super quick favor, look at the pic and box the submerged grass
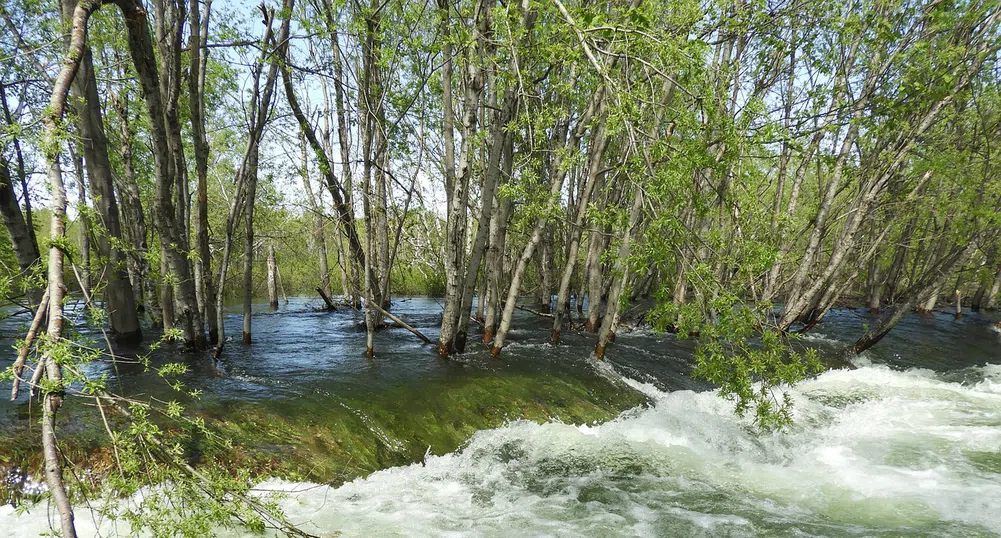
[1,365,647,504]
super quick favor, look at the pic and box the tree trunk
[109,85,157,325]
[111,0,204,348]
[552,115,610,344]
[277,0,374,319]
[866,255,882,314]
[154,0,205,348]
[62,0,142,341]
[36,2,106,534]
[971,285,986,311]
[482,142,513,344]
[300,134,331,296]
[538,225,553,312]
[585,225,608,332]
[189,0,218,343]
[491,88,603,355]
[452,59,520,353]
[0,158,42,308]
[918,287,939,314]
[884,214,918,304]
[267,245,278,310]
[595,186,644,361]
[242,147,258,344]
[213,9,282,350]
[476,275,486,322]
[160,250,175,334]
[984,261,1001,310]
[319,0,360,308]
[438,0,488,355]
[848,242,977,355]
[71,151,91,298]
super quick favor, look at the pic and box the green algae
[208,368,648,484]
[1,363,647,503]
[965,450,1001,475]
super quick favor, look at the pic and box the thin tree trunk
[109,83,157,325]
[242,148,258,343]
[884,214,918,304]
[969,247,995,311]
[36,1,104,534]
[452,55,522,352]
[213,9,281,350]
[277,0,374,317]
[538,225,553,312]
[189,0,217,343]
[161,251,175,334]
[154,0,205,348]
[476,276,486,322]
[300,133,331,296]
[0,90,42,309]
[595,186,644,361]
[319,0,360,308]
[552,115,610,344]
[585,225,608,332]
[267,245,278,310]
[848,242,977,355]
[985,261,1001,310]
[71,151,91,298]
[482,143,513,344]
[919,287,940,314]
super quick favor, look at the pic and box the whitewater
[4,361,1001,537]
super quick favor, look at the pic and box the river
[2,297,1000,536]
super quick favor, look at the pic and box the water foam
[6,364,1001,537]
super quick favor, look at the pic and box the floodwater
[2,297,1000,537]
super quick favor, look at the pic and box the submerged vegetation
[1,0,1001,534]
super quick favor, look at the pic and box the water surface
[1,297,1000,536]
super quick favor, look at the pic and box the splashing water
[7,362,1000,537]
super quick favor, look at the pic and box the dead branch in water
[316,287,338,311]
[515,304,554,318]
[366,300,433,345]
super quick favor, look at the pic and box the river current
[2,298,1001,536]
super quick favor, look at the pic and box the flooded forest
[2,0,1001,536]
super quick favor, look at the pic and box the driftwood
[316,287,337,311]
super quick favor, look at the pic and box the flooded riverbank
[2,297,1000,536]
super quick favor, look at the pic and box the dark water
[2,297,1001,537]
[3,297,997,408]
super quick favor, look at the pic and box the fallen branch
[515,304,554,318]
[316,287,337,311]
[367,300,432,345]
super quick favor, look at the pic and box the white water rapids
[5,362,1001,537]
